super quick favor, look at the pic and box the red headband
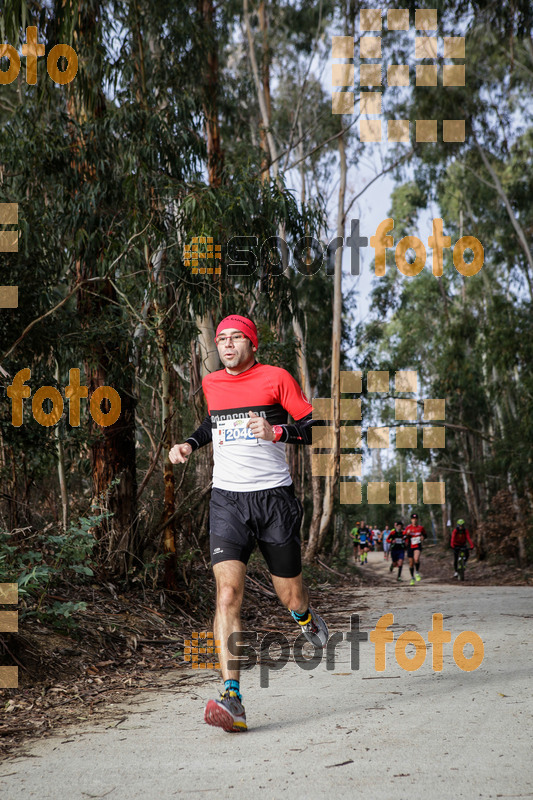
[216,315,258,348]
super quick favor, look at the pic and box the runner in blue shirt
[382,524,391,561]
[357,520,372,565]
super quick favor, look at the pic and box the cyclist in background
[451,519,474,578]
[389,521,405,581]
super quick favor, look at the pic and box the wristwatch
[272,425,284,443]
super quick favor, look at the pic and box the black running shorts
[209,484,303,578]
[407,546,422,558]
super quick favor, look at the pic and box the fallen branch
[317,558,346,578]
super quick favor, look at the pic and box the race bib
[216,417,259,446]
[411,535,421,546]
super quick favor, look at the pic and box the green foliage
[0,512,110,629]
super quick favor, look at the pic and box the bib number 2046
[217,419,258,445]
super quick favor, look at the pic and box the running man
[451,519,474,577]
[403,512,427,585]
[373,525,382,552]
[357,520,372,564]
[388,521,405,581]
[169,315,327,733]
[382,524,391,560]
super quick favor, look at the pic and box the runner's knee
[216,583,243,614]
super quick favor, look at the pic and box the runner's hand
[169,443,193,464]
[247,410,275,441]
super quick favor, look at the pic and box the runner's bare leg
[213,561,246,682]
[270,573,309,614]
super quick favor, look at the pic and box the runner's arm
[276,412,324,445]
[185,414,213,451]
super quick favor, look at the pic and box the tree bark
[258,0,271,182]
[62,0,139,577]
[314,123,346,556]
[243,0,279,181]
[158,328,178,590]
[200,0,224,187]
[55,360,68,531]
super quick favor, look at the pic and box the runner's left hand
[247,410,275,441]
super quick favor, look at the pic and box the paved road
[1,553,531,799]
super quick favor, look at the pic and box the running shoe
[453,571,458,578]
[410,578,415,586]
[291,607,328,648]
[415,573,421,582]
[397,576,403,582]
[204,690,247,732]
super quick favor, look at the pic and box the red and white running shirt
[403,524,427,549]
[201,362,312,491]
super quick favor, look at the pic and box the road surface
[1,552,531,799]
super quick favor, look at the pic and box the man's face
[411,517,417,524]
[215,328,256,370]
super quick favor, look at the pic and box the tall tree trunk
[200,0,223,187]
[293,314,324,562]
[88,356,137,576]
[314,123,346,556]
[196,313,220,376]
[258,0,271,181]
[55,360,68,531]
[244,0,279,181]
[69,0,138,578]
[158,323,178,590]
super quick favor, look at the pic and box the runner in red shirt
[451,519,474,577]
[403,513,427,585]
[169,315,327,733]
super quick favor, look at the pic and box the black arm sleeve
[278,412,325,445]
[185,414,213,451]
